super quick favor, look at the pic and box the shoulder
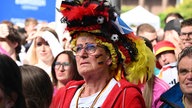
[161,83,182,99]
[160,83,184,107]
[50,80,85,108]
[102,79,145,108]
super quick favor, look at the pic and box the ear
[106,56,112,66]
[13,42,18,49]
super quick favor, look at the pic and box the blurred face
[54,53,74,85]
[157,51,177,66]
[35,37,54,63]
[74,36,111,77]
[178,56,192,95]
[141,32,157,47]
[0,38,16,56]
[180,26,192,49]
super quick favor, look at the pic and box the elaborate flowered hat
[60,0,155,84]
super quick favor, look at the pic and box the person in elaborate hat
[51,0,155,107]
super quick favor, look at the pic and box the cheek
[178,75,185,82]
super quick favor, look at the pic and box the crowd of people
[0,0,192,108]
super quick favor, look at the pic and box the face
[141,32,157,47]
[75,36,112,77]
[54,53,74,85]
[157,51,177,66]
[180,26,192,49]
[0,38,17,56]
[178,56,192,95]
[35,37,54,63]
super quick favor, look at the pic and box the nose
[186,72,192,80]
[40,44,46,50]
[58,64,65,71]
[77,48,88,58]
[160,54,166,61]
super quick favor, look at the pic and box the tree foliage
[159,0,192,28]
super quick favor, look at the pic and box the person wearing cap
[164,12,184,24]
[50,0,157,108]
[179,18,192,49]
[154,41,178,87]
[160,46,192,108]
[163,19,183,59]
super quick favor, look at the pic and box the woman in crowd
[0,54,26,108]
[20,65,53,108]
[24,26,63,79]
[51,50,83,95]
[0,23,22,65]
[51,0,155,107]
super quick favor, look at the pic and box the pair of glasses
[54,62,71,70]
[72,43,100,55]
[180,32,192,38]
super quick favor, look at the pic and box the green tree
[159,0,192,28]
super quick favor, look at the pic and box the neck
[38,59,53,67]
[56,81,66,89]
[81,76,111,97]
[10,53,17,61]
[184,94,192,108]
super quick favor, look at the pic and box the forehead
[57,53,69,61]
[35,37,45,42]
[181,26,192,32]
[141,32,157,40]
[76,35,96,44]
[178,56,192,68]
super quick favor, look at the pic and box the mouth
[186,82,192,87]
[80,61,89,65]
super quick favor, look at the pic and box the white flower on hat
[97,16,104,24]
[111,34,119,42]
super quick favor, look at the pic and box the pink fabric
[152,76,170,108]
[0,46,9,56]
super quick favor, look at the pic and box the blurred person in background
[0,23,22,65]
[163,19,182,59]
[136,23,158,47]
[140,37,170,108]
[24,26,63,79]
[20,65,53,108]
[164,12,184,24]
[179,18,192,49]
[0,54,26,108]
[23,18,38,52]
[154,41,178,87]
[136,24,160,75]
[51,50,83,96]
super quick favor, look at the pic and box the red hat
[154,41,175,56]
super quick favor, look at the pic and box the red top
[50,79,146,108]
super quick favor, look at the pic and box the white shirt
[70,78,117,108]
